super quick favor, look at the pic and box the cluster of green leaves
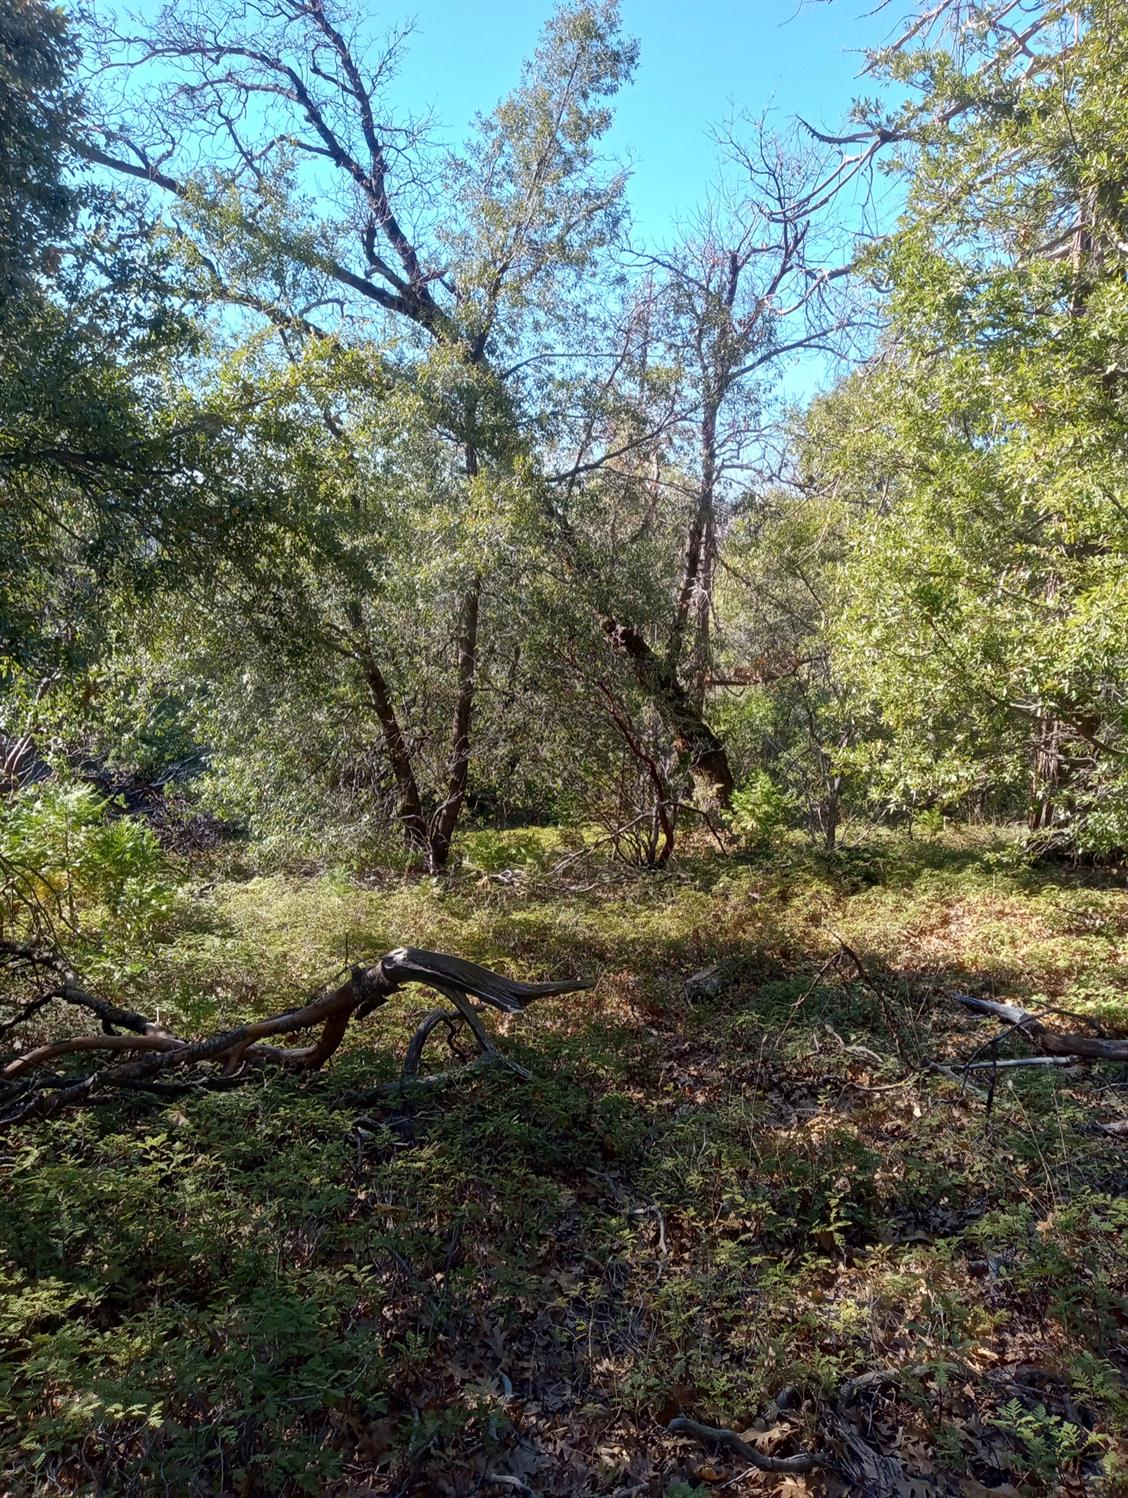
[789,3,1128,850]
[27,0,662,861]
[0,782,179,958]
[0,0,76,303]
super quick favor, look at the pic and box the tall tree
[0,0,215,781]
[80,0,638,865]
[545,123,854,815]
[805,0,1128,848]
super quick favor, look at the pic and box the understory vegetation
[2,830,1127,1494]
[3,0,1128,1492]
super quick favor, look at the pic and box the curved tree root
[403,1007,477,1076]
[348,1004,532,1104]
[666,1415,829,1475]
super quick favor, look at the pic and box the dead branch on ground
[953,992,1128,1062]
[666,1415,829,1475]
[0,941,590,1127]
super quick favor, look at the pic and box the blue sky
[384,0,900,248]
[108,0,905,397]
[375,0,904,395]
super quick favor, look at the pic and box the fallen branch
[0,944,591,1127]
[953,992,1128,1062]
[666,1415,829,1475]
[838,1363,935,1402]
[352,1002,532,1100]
[961,1055,1079,1071]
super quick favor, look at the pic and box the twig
[548,815,652,876]
[627,1202,669,1267]
[835,937,913,1058]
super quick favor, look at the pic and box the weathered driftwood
[0,942,591,1126]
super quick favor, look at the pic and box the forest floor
[1,828,1126,1497]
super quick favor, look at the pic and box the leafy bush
[0,782,179,949]
[912,807,946,840]
[729,770,796,845]
[459,825,570,873]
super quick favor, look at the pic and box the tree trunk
[820,776,840,852]
[1028,715,1065,833]
[600,616,734,808]
[670,399,719,711]
[353,637,430,856]
[425,436,485,870]
[689,521,716,712]
[429,575,481,871]
[349,419,483,871]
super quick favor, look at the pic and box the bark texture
[601,617,734,807]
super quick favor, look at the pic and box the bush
[0,781,179,950]
[729,770,796,846]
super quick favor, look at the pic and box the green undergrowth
[1,829,1126,1495]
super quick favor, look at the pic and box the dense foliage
[2,3,1127,1493]
[3,0,1124,866]
[795,0,1128,852]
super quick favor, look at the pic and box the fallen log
[0,942,591,1127]
[953,992,1128,1062]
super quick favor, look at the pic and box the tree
[714,483,858,852]
[78,0,640,867]
[0,0,76,304]
[806,0,1128,849]
[526,117,857,834]
[0,0,216,782]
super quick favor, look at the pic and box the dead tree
[655,129,851,717]
[552,123,857,812]
[0,940,591,1127]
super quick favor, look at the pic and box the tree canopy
[4,0,1128,860]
